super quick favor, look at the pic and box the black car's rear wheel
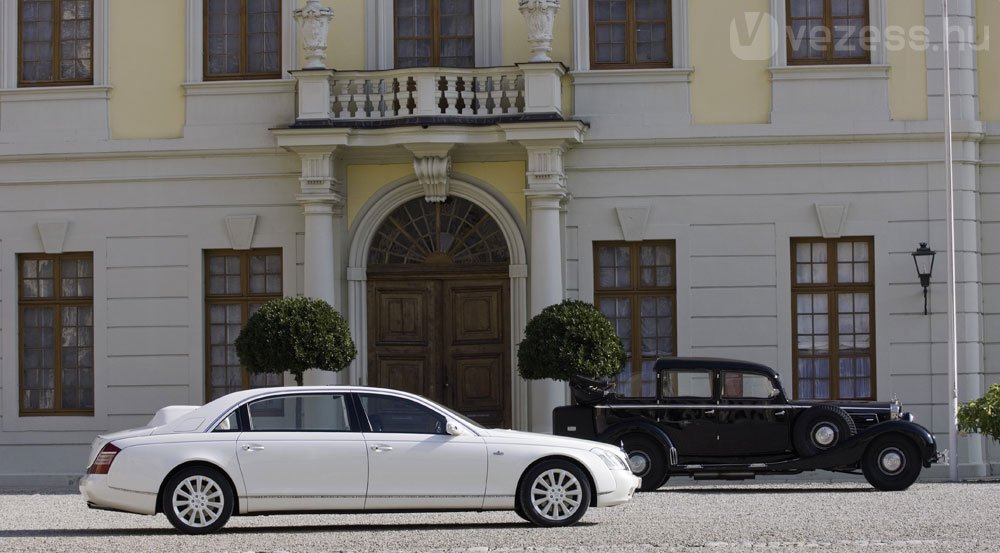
[622,435,668,492]
[792,404,857,457]
[862,435,922,491]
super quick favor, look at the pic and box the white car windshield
[418,397,487,430]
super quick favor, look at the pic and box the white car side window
[359,394,445,434]
[247,394,353,432]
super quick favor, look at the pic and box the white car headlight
[591,447,630,471]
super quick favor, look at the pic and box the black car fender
[854,420,938,466]
[785,420,938,471]
[598,421,676,466]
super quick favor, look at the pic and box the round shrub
[235,296,356,386]
[517,299,625,382]
[958,383,1000,442]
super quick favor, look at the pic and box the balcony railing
[291,63,565,127]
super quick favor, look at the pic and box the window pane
[248,394,352,431]
[359,393,445,434]
[662,369,712,398]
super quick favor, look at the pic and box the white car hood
[480,428,622,453]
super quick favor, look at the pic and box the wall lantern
[911,242,936,315]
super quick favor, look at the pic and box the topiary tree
[235,296,356,386]
[958,383,1000,442]
[517,299,626,382]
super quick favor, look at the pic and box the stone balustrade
[290,63,566,127]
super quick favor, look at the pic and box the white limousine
[80,386,640,534]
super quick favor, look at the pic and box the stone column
[523,142,569,433]
[518,0,561,62]
[295,148,346,386]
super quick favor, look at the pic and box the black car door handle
[704,409,716,416]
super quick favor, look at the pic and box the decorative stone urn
[518,0,560,62]
[294,0,334,69]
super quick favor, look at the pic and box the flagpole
[941,0,959,482]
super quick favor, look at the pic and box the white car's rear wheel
[517,460,591,527]
[162,466,233,534]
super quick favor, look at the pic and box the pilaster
[522,141,570,433]
[294,148,346,386]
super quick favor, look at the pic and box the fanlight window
[368,197,509,266]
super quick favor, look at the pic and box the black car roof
[652,357,779,377]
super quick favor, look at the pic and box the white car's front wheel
[517,460,591,527]
[162,466,234,534]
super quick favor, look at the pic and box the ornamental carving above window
[368,197,510,266]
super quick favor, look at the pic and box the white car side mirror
[445,421,465,436]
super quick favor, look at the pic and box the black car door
[656,368,720,458]
[714,370,794,458]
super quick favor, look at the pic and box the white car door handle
[242,444,265,452]
[370,444,393,452]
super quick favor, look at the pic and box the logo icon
[730,11,779,61]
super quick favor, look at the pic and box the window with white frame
[366,0,500,70]
[0,0,107,88]
[770,0,885,66]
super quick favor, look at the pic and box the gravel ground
[0,481,997,553]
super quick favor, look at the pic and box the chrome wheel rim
[530,468,583,521]
[171,475,225,528]
[878,447,905,475]
[628,452,650,476]
[811,423,838,448]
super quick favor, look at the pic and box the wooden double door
[367,274,511,428]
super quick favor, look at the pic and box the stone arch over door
[347,178,529,429]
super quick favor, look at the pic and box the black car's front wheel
[862,435,922,491]
[517,459,591,527]
[622,435,668,492]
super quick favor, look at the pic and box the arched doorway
[366,196,512,427]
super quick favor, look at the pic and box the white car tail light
[87,443,121,475]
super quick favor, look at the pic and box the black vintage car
[553,357,939,492]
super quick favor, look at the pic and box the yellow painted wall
[502,1,573,66]
[323,0,366,70]
[453,161,527,224]
[109,0,185,139]
[346,162,526,228]
[887,0,928,121]
[347,164,414,227]
[980,0,1000,121]
[689,0,771,124]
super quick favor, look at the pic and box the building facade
[0,0,998,485]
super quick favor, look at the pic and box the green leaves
[958,383,1000,442]
[516,299,626,382]
[235,297,357,386]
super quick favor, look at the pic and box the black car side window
[722,371,779,400]
[661,369,713,399]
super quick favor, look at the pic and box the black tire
[862,435,922,491]
[517,459,591,527]
[513,497,530,522]
[621,435,668,492]
[161,466,234,534]
[792,404,857,457]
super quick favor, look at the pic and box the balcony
[290,63,567,129]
